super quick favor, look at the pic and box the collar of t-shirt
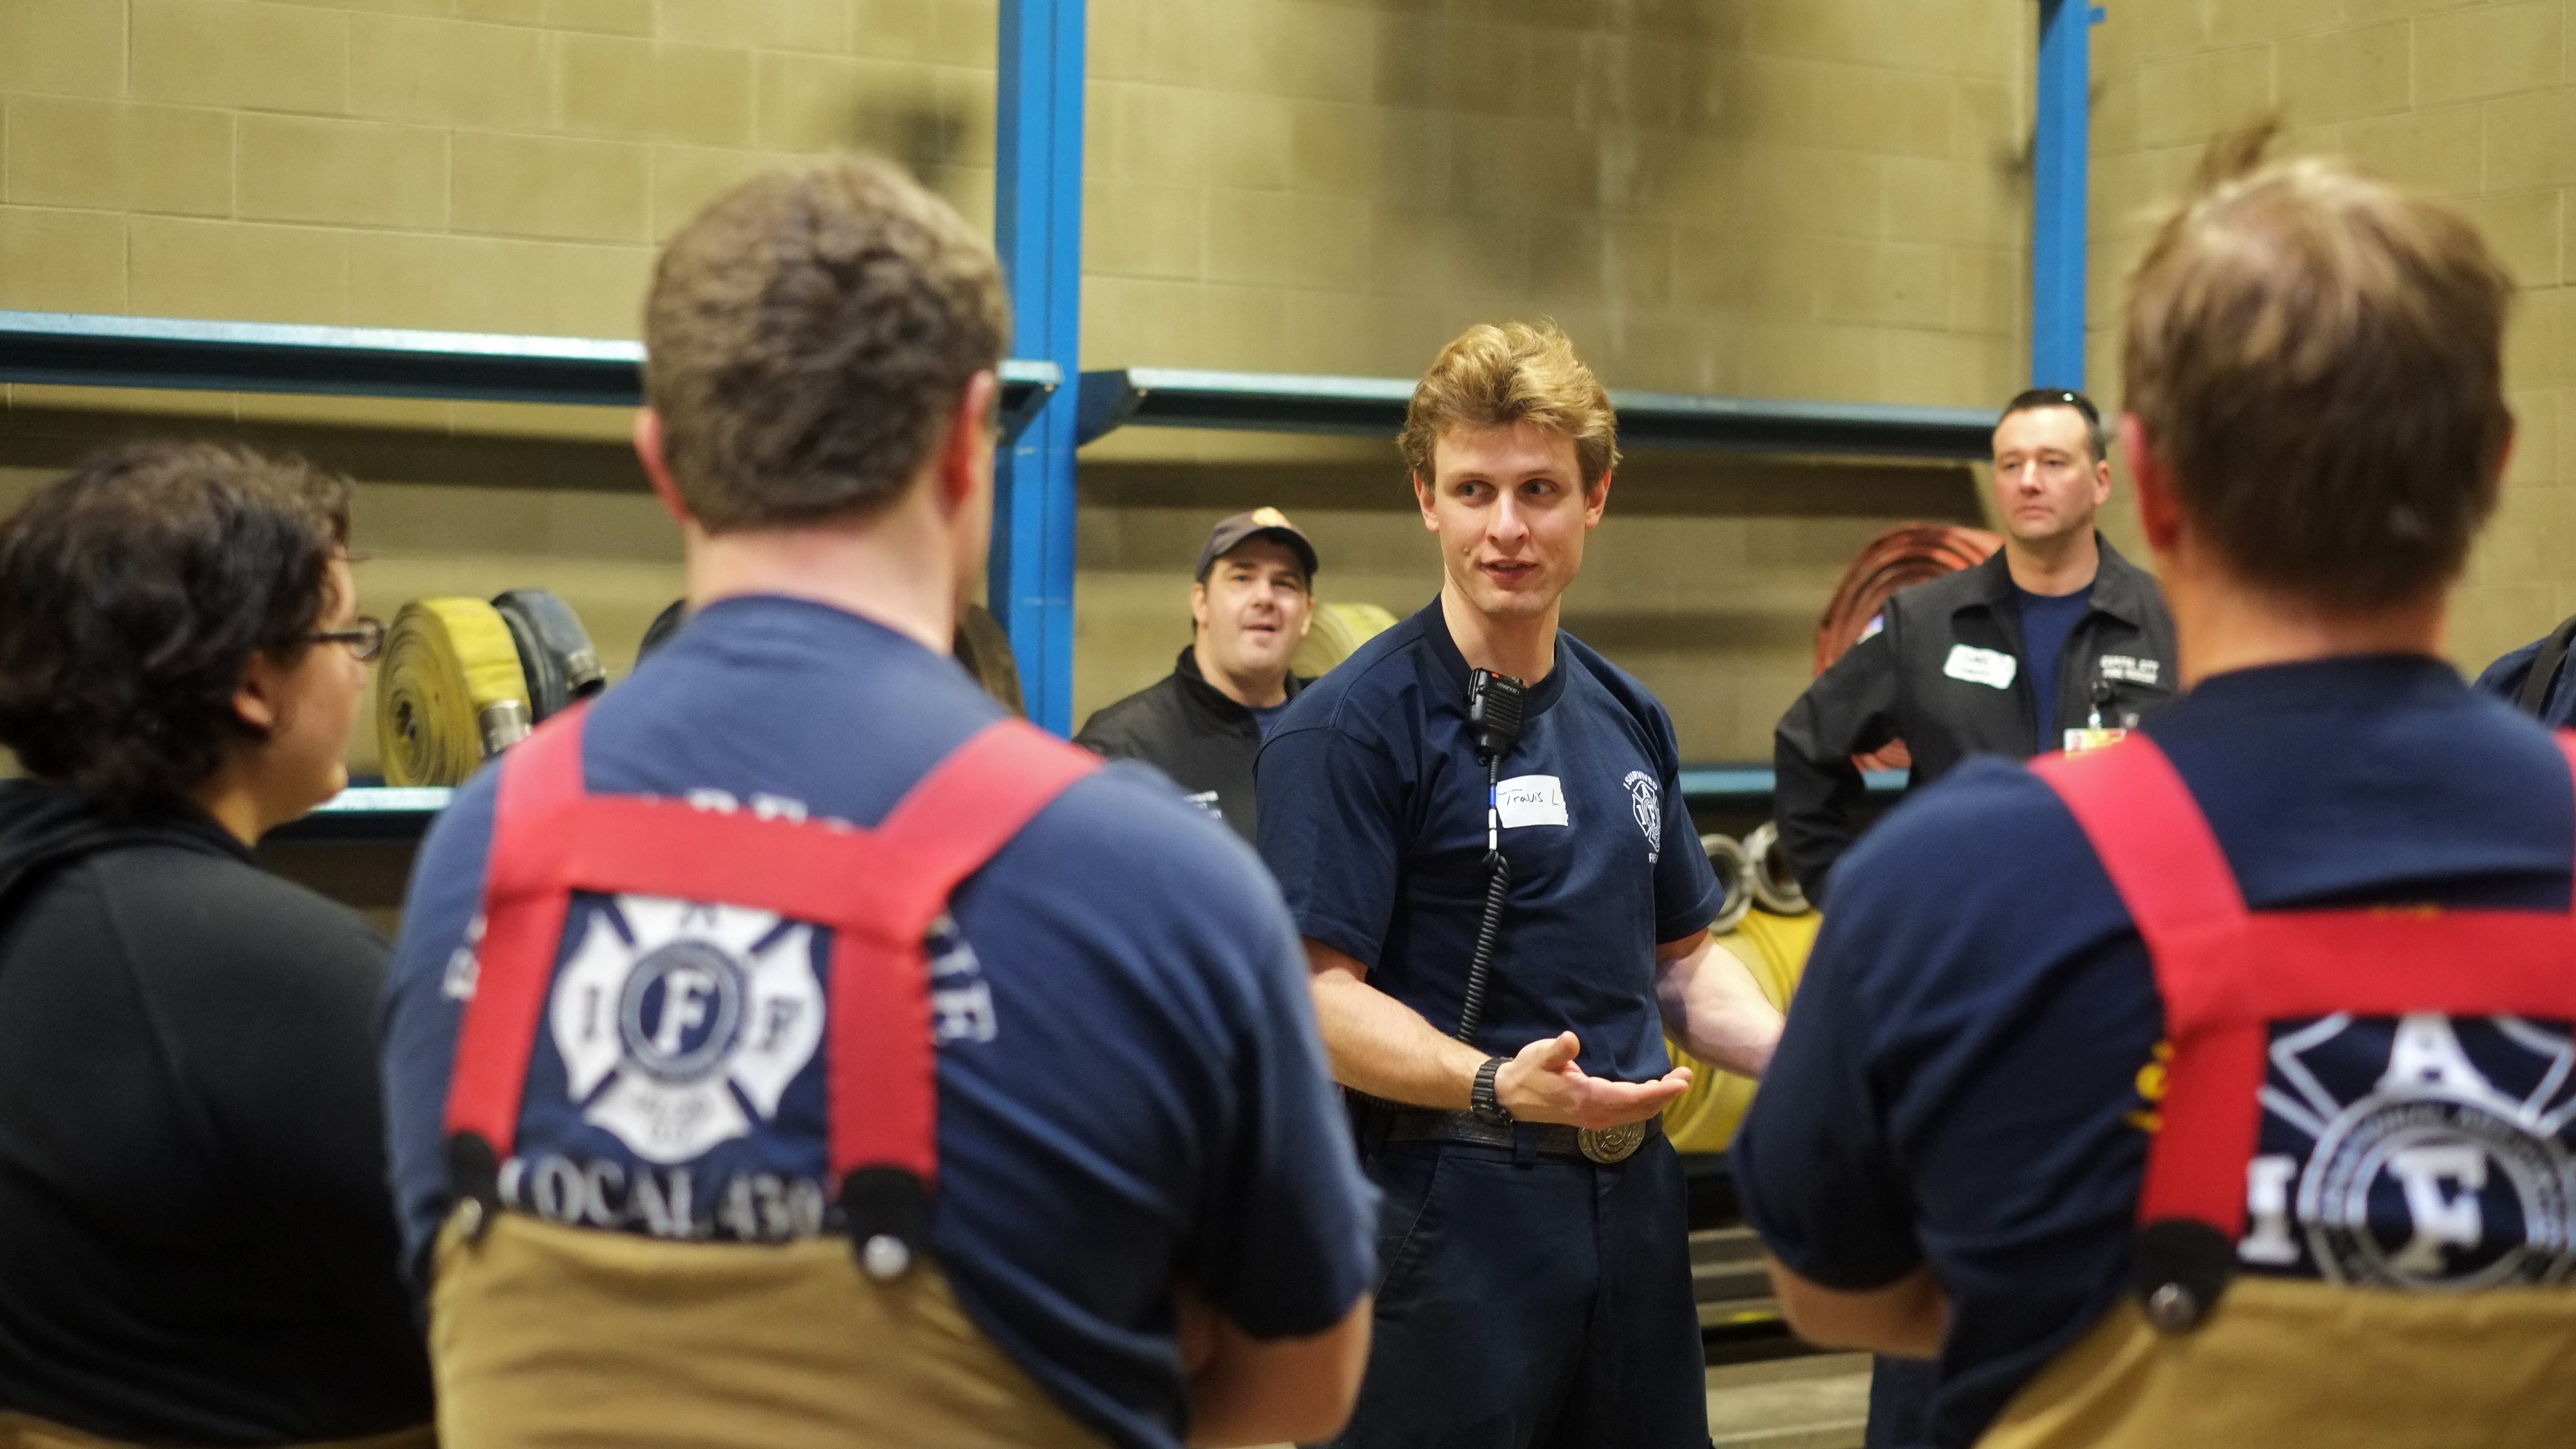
[1418,596,1570,719]
[2013,581,2093,735]
[1251,700,1291,738]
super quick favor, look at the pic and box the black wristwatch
[1471,1056,1511,1125]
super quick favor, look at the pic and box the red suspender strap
[2031,738,2265,1234]
[442,709,1099,1230]
[827,720,1099,1184]
[443,706,594,1161]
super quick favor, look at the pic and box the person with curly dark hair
[0,441,433,1448]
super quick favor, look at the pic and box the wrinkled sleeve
[1650,707,1721,943]
[1255,721,1407,970]
[1772,628,1901,907]
[1730,903,1923,1291]
[1187,877,1377,1338]
[379,773,502,1292]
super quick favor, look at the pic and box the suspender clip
[2131,1219,2234,1333]
[842,1165,930,1283]
[446,1131,503,1244]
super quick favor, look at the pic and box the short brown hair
[1400,322,1619,487]
[2122,135,2515,608]
[1998,388,2104,464]
[0,441,350,812]
[645,155,1010,532]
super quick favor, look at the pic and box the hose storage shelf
[274,765,1908,844]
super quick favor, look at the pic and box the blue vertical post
[993,0,1086,735]
[2032,1,2098,389]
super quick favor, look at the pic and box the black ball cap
[1194,508,1319,583]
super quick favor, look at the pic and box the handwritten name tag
[1943,644,2018,690]
[1495,774,1570,829]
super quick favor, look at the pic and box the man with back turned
[1738,141,2576,1448]
[381,155,1374,1449]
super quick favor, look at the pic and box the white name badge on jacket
[1496,774,1570,829]
[1942,644,2018,690]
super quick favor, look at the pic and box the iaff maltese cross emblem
[548,894,824,1164]
[2247,1011,2576,1288]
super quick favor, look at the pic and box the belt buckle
[1576,1121,1645,1164]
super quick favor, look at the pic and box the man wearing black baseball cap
[1078,508,1318,842]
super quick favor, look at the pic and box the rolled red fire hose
[1813,523,2001,771]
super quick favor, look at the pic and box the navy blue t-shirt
[2474,629,2576,726]
[1256,599,1720,1080]
[1252,700,1290,739]
[2014,582,2091,737]
[381,596,1374,1449]
[1734,656,2576,1448]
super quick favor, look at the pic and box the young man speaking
[1258,321,1783,1448]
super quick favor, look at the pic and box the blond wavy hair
[1399,322,1619,487]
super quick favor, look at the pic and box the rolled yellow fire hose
[1661,906,1822,1154]
[1292,601,1399,678]
[378,598,534,787]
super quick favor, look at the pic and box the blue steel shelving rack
[2033,0,2103,391]
[0,3,2092,833]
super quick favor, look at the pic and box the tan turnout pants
[430,1211,1114,1449]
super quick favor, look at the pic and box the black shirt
[0,782,432,1445]
[1256,600,1720,1080]
[1076,646,1307,843]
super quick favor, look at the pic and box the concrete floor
[1707,1354,1872,1449]
[1245,1353,1871,1449]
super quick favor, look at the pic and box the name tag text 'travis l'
[1495,774,1570,829]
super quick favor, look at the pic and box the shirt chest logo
[2100,654,2162,686]
[1495,774,1568,829]
[1943,643,2018,689]
[1623,770,1663,865]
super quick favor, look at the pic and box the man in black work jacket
[1774,389,2177,913]
[1772,388,2175,1449]
[1077,508,1318,842]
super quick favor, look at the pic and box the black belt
[1383,1108,1662,1164]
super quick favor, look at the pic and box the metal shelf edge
[1077,366,1996,458]
[0,310,1061,442]
[276,765,1891,843]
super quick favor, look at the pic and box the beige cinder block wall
[0,0,2036,769]
[2089,1,2576,681]
[1077,0,2037,757]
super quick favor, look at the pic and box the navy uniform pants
[1865,1355,1935,1448]
[1318,1134,1711,1449]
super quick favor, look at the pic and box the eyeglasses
[309,616,387,663]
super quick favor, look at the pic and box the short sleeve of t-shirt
[1729,904,1925,1290]
[1647,708,1722,944]
[1175,858,1377,1336]
[1256,719,1409,970]
[379,770,499,1281]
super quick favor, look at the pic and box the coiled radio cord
[1453,669,1528,1044]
